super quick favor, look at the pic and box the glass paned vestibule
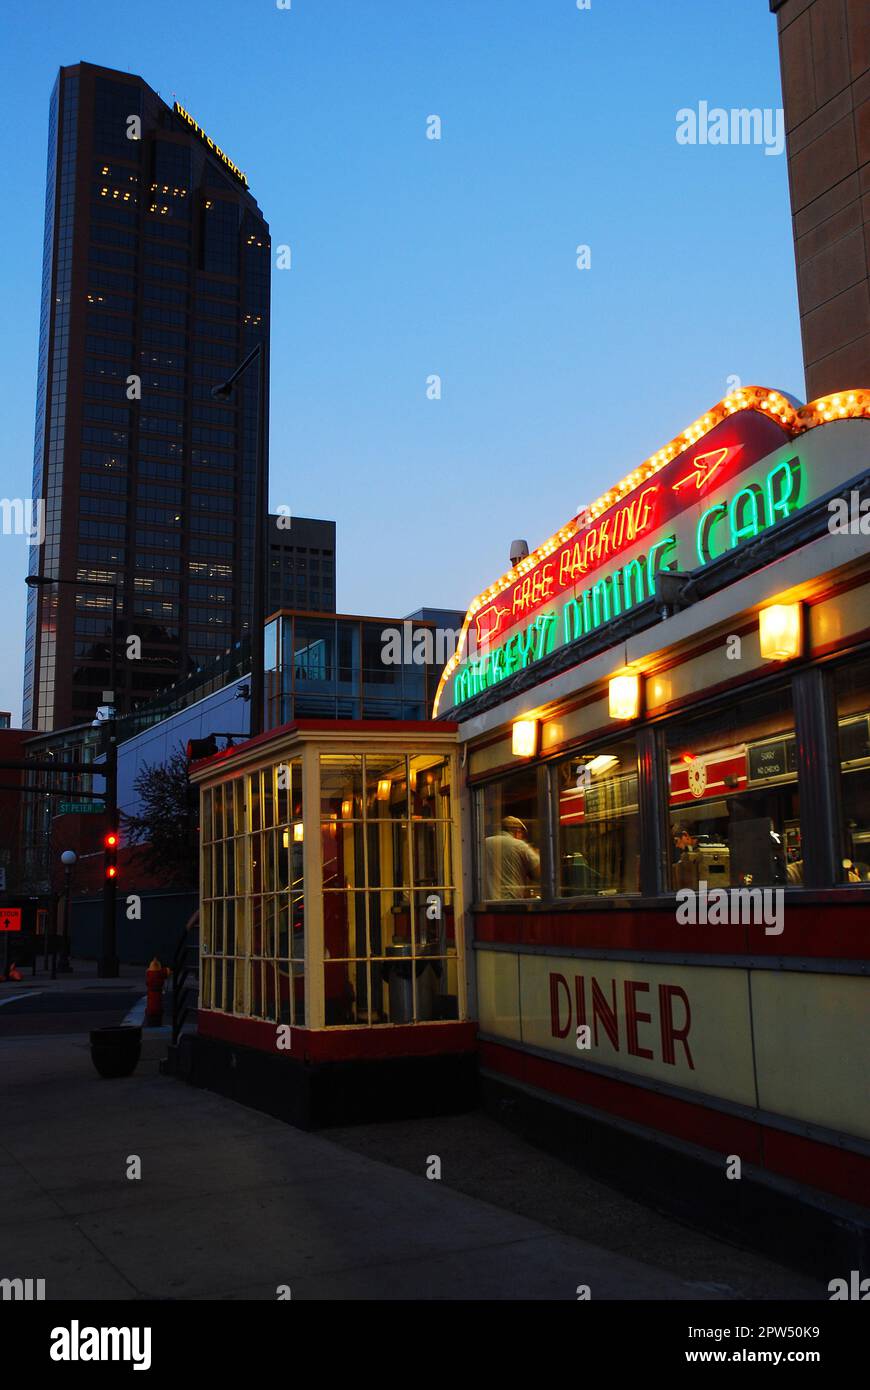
[195,726,465,1029]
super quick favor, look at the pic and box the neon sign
[672,444,743,493]
[457,536,679,705]
[436,386,870,716]
[453,458,807,707]
[697,457,802,565]
[173,102,249,188]
[477,485,661,647]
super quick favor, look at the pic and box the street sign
[0,908,22,933]
[57,800,103,815]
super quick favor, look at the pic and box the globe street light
[58,848,78,976]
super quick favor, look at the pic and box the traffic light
[186,734,218,763]
[104,829,119,881]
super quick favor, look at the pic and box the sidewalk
[0,1030,727,1301]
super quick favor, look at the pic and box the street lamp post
[25,573,119,716]
[25,573,121,977]
[211,341,268,737]
[58,848,77,975]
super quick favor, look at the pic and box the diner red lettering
[546,971,694,1068]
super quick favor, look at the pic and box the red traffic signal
[104,828,119,880]
[186,735,218,763]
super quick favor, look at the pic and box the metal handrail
[171,915,200,1046]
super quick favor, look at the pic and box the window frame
[469,661,870,910]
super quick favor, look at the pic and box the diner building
[180,385,868,1240]
[436,383,870,1221]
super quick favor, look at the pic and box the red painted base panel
[479,1039,869,1209]
[474,904,870,960]
[197,1009,477,1062]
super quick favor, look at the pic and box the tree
[123,747,198,888]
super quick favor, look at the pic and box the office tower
[266,515,337,615]
[24,62,270,731]
[771,0,870,398]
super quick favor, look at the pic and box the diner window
[320,753,458,1026]
[554,738,640,896]
[199,761,305,1025]
[476,767,542,902]
[835,659,870,884]
[665,685,801,889]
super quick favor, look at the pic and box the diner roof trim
[433,388,870,717]
[188,717,459,782]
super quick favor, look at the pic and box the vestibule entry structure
[186,721,475,1124]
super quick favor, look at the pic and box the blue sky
[0,0,803,724]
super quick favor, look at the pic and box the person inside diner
[485,816,541,900]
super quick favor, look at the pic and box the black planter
[89,1025,142,1079]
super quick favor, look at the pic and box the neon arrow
[672,444,743,493]
[475,604,510,646]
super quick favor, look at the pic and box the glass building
[24,62,270,731]
[264,610,464,726]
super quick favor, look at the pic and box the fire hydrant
[145,957,170,1026]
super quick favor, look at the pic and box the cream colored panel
[469,737,513,777]
[543,695,610,753]
[646,630,765,714]
[810,581,870,655]
[751,970,870,1141]
[476,949,522,1041]
[518,954,757,1108]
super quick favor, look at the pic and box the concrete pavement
[0,1029,731,1301]
[0,959,149,994]
[0,960,155,1039]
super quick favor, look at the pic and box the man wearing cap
[485,816,541,899]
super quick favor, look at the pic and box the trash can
[89,1025,142,1079]
[382,943,439,1023]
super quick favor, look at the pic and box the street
[0,967,822,1301]
[0,985,143,1036]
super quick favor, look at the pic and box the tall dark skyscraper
[24,62,270,731]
